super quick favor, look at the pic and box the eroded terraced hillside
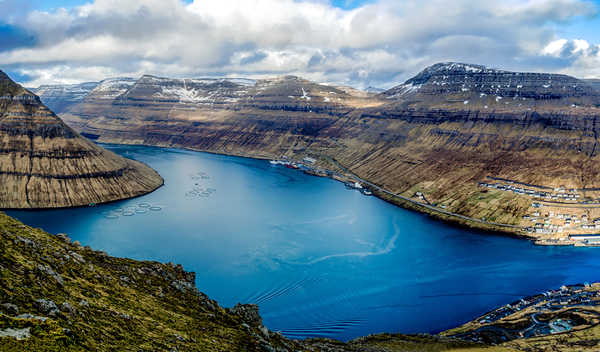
[0,71,163,209]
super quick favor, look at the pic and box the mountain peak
[405,62,503,86]
[426,62,490,73]
[0,70,28,96]
[381,61,595,101]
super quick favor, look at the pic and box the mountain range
[7,63,600,350]
[32,62,600,237]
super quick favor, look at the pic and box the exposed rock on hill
[0,70,163,209]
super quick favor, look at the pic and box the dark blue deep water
[7,145,600,341]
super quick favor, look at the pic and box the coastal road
[325,157,524,232]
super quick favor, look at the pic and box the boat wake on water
[285,221,401,265]
[276,317,366,339]
[243,276,325,305]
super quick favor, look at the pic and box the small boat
[362,190,373,196]
[345,182,364,190]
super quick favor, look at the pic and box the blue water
[7,145,600,341]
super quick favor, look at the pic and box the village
[477,177,600,246]
[478,178,590,204]
[451,283,600,344]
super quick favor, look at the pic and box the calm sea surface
[7,144,600,341]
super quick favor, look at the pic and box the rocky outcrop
[0,70,163,209]
[228,303,263,327]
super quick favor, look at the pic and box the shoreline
[4,143,600,349]
[98,141,584,247]
[0,165,165,212]
[11,139,586,247]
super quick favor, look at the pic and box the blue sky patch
[30,0,370,11]
[0,24,36,52]
[3,68,32,84]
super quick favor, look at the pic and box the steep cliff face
[61,75,379,158]
[55,64,600,235]
[352,63,600,192]
[0,71,163,209]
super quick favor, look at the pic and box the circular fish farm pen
[186,188,217,199]
[98,202,163,220]
[186,171,216,199]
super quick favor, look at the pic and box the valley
[4,62,600,350]
[6,0,600,350]
[39,62,600,245]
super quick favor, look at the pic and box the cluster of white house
[477,284,598,326]
[569,233,600,241]
[524,211,600,235]
[478,182,582,201]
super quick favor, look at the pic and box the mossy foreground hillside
[3,211,598,351]
[0,212,296,351]
[0,212,494,351]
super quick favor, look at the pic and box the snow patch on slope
[91,78,136,99]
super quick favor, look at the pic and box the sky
[1,0,600,89]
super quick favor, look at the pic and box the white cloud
[2,0,598,88]
[541,38,600,78]
[543,39,569,55]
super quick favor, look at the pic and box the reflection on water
[8,144,600,341]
